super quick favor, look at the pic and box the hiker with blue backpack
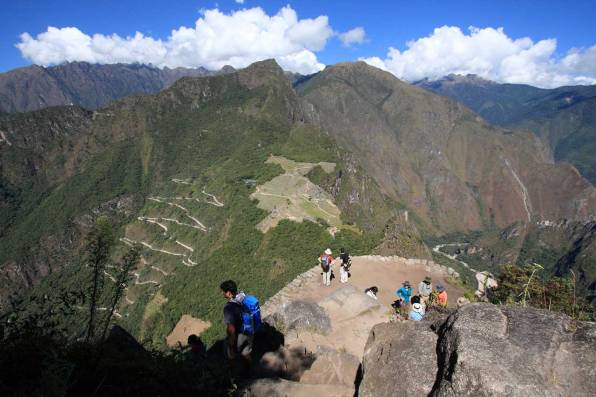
[220,279,262,376]
[318,248,334,286]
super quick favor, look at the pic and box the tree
[85,216,115,342]
[99,247,140,342]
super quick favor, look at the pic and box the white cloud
[361,26,596,88]
[339,27,366,47]
[16,6,336,74]
[235,0,245,4]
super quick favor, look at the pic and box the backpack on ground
[321,255,330,272]
[239,294,262,335]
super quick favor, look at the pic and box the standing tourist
[318,248,334,286]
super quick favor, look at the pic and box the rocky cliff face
[360,303,596,396]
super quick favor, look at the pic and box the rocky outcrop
[433,304,595,396]
[265,300,332,336]
[360,321,439,397]
[359,303,596,396]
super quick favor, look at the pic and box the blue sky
[2,0,595,87]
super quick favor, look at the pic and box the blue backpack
[239,294,262,335]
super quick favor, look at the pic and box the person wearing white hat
[409,302,424,321]
[318,248,334,286]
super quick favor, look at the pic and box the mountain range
[0,60,594,343]
[416,74,596,184]
[0,62,236,113]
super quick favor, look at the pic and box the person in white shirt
[339,248,350,283]
[365,286,379,300]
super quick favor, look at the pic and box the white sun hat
[324,248,332,255]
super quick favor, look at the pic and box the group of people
[317,247,449,322]
[215,249,451,376]
[393,276,448,321]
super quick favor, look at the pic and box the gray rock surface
[358,303,596,397]
[265,300,332,335]
[318,284,381,321]
[433,303,596,397]
[359,321,439,397]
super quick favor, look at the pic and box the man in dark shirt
[339,248,350,283]
[220,279,252,375]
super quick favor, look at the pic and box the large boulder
[359,321,439,397]
[318,284,381,321]
[358,304,596,397]
[433,303,596,396]
[265,300,332,336]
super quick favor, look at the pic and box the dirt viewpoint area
[251,155,344,232]
[261,255,464,358]
[166,315,212,347]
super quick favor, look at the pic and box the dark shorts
[226,333,253,359]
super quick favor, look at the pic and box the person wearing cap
[409,302,424,321]
[436,284,448,307]
[318,248,334,286]
[418,276,433,305]
[396,281,413,306]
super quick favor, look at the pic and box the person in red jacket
[436,284,448,307]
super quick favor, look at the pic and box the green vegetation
[490,263,594,321]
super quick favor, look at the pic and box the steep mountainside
[0,60,399,343]
[297,62,595,233]
[0,62,232,113]
[416,75,596,183]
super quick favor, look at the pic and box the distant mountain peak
[219,65,236,74]
[420,73,496,87]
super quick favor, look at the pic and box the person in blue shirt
[409,302,424,321]
[396,280,413,305]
